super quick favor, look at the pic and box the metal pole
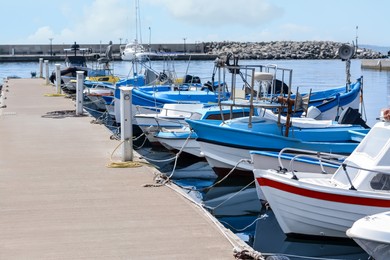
[148,27,151,52]
[120,87,133,161]
[76,71,84,115]
[49,38,53,56]
[44,60,49,85]
[55,64,61,94]
[39,58,43,78]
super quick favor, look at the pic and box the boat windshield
[355,126,390,165]
[370,173,390,191]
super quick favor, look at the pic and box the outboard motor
[338,107,370,128]
[183,75,201,84]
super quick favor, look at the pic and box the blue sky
[1,0,389,47]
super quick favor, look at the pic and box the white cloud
[27,26,55,43]
[27,0,130,44]
[144,0,283,27]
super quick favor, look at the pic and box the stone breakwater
[203,41,386,60]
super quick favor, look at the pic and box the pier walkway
[0,78,248,259]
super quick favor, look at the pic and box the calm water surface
[2,59,389,126]
[2,59,389,259]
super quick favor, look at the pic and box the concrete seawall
[0,53,218,62]
[361,59,390,70]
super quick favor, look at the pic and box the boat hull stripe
[257,177,390,207]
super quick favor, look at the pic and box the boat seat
[161,127,190,133]
[98,57,110,64]
[254,72,274,82]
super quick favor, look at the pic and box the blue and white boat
[154,106,255,155]
[109,77,230,124]
[289,77,363,120]
[184,54,369,180]
[186,111,369,179]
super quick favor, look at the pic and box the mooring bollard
[39,58,43,78]
[44,60,49,85]
[55,64,61,94]
[76,71,84,115]
[120,87,133,161]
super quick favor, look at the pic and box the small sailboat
[120,0,154,61]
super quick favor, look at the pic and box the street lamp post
[148,27,151,52]
[49,38,53,56]
[355,25,359,49]
[183,37,187,54]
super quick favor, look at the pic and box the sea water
[2,59,390,259]
[2,59,389,126]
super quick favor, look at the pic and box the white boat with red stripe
[252,109,390,239]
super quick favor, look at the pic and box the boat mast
[135,0,142,44]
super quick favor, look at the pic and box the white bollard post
[120,87,133,161]
[76,71,84,115]
[44,60,49,85]
[39,58,43,78]
[0,87,5,109]
[55,64,61,94]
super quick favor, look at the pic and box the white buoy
[120,87,133,161]
[76,71,84,115]
[39,58,43,78]
[55,64,61,94]
[44,60,49,85]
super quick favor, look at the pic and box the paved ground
[0,78,248,259]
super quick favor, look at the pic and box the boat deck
[0,78,244,259]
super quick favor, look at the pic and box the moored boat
[154,106,255,154]
[186,50,369,180]
[347,211,390,260]
[186,110,369,180]
[253,109,390,239]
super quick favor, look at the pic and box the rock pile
[203,41,386,59]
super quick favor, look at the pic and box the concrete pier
[0,79,249,259]
[361,59,390,70]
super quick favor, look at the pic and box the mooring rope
[140,131,193,187]
[106,139,151,168]
[43,93,67,97]
[204,180,255,212]
[219,214,268,233]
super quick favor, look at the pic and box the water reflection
[158,160,368,259]
[253,210,368,260]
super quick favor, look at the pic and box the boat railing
[134,104,202,117]
[284,148,390,191]
[153,117,189,130]
[214,54,294,128]
[277,147,346,175]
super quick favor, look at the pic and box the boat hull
[187,117,367,179]
[155,133,202,157]
[254,170,390,238]
[347,211,390,260]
